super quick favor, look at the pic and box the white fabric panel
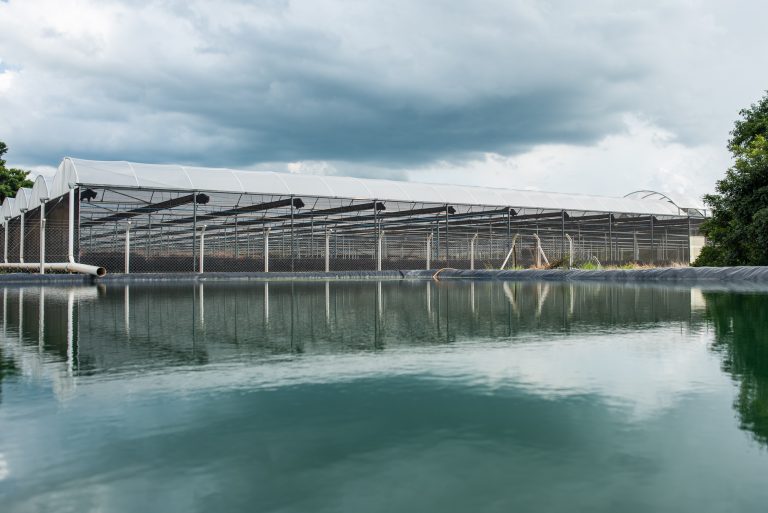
[234,171,291,196]
[1,198,16,219]
[360,179,414,203]
[277,174,336,197]
[320,176,374,199]
[177,166,245,192]
[463,187,508,207]
[31,175,53,207]
[132,163,193,189]
[38,157,692,217]
[14,188,32,212]
[68,159,138,189]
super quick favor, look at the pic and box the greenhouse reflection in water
[1,281,768,513]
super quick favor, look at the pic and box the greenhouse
[0,158,707,274]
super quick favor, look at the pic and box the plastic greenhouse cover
[1,157,690,218]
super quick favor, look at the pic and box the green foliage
[0,141,33,202]
[705,291,768,446]
[694,93,768,266]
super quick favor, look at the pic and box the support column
[3,220,8,263]
[324,229,330,272]
[561,210,566,260]
[124,222,131,274]
[39,200,47,274]
[650,216,655,264]
[608,213,613,263]
[19,211,25,263]
[377,230,384,271]
[470,233,478,270]
[68,188,76,263]
[290,195,295,272]
[426,234,432,270]
[633,231,639,261]
[444,205,450,266]
[199,225,207,273]
[192,192,198,272]
[40,219,46,274]
[264,227,270,272]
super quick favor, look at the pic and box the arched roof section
[624,190,707,216]
[43,158,688,217]
[14,187,32,213]
[1,198,17,220]
[31,175,54,207]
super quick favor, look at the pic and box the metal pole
[470,233,478,270]
[650,216,655,264]
[374,201,379,270]
[40,219,46,274]
[3,220,7,263]
[290,195,295,272]
[199,225,207,273]
[19,211,25,263]
[264,227,270,272]
[445,205,450,266]
[561,210,566,260]
[68,188,75,263]
[377,229,384,271]
[426,234,432,270]
[192,192,198,272]
[325,229,330,272]
[125,222,131,273]
[608,213,613,263]
[565,233,573,268]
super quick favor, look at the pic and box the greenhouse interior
[0,158,707,274]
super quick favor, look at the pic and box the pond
[1,280,767,512]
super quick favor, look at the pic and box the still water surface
[1,280,767,512]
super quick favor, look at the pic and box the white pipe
[40,219,46,274]
[500,234,518,270]
[324,229,330,272]
[19,211,25,263]
[377,230,384,271]
[470,233,478,270]
[0,262,106,276]
[199,225,207,273]
[426,234,432,270]
[264,227,270,273]
[3,219,7,263]
[125,222,131,274]
[68,188,75,263]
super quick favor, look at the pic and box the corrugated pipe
[0,262,106,277]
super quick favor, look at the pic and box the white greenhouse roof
[2,157,695,218]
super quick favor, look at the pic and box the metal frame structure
[0,158,707,273]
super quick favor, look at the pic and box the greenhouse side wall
[72,185,704,274]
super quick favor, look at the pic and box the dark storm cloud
[0,0,766,171]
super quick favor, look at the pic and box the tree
[694,92,768,266]
[0,141,33,202]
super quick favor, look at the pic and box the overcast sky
[1,0,767,200]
